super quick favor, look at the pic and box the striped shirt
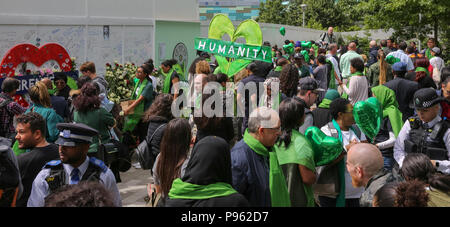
[386,50,414,71]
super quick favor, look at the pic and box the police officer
[27,123,122,207]
[394,88,450,175]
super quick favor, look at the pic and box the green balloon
[353,97,383,141]
[301,41,312,49]
[280,27,286,36]
[305,126,343,166]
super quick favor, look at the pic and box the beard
[60,149,85,165]
[351,175,365,188]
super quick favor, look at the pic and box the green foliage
[256,0,287,25]
[344,34,372,56]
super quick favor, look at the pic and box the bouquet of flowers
[105,61,137,104]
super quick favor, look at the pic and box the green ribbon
[415,67,429,76]
[371,85,404,137]
[168,178,237,200]
[243,129,291,207]
[123,78,148,132]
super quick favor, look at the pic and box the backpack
[0,139,20,207]
[135,123,166,171]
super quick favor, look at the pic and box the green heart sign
[353,97,382,141]
[207,14,265,77]
[304,126,343,166]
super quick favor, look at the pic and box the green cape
[273,130,316,207]
[168,178,237,200]
[371,85,403,137]
[161,68,174,94]
[243,129,291,207]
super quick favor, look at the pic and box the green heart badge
[195,14,272,77]
[353,97,382,141]
[305,126,343,166]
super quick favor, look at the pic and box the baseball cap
[431,47,441,55]
[298,77,325,92]
[392,62,407,72]
[412,88,447,110]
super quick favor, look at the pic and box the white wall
[0,0,199,75]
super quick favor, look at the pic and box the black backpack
[0,138,20,207]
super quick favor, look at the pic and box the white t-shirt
[321,124,366,199]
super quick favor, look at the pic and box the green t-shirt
[74,108,115,153]
[274,130,316,207]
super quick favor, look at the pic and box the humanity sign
[194,37,272,63]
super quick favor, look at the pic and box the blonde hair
[234,68,249,84]
[29,81,52,108]
[377,49,387,85]
[195,60,211,75]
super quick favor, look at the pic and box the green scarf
[161,68,174,94]
[274,66,283,72]
[415,67,430,76]
[371,85,403,137]
[385,55,400,65]
[243,130,291,207]
[331,119,355,207]
[123,78,148,132]
[318,98,333,109]
[168,178,237,200]
[326,59,336,89]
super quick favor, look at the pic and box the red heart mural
[0,43,73,108]
[0,43,72,77]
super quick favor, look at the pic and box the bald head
[41,78,53,90]
[348,42,357,51]
[369,40,377,48]
[347,143,383,186]
[248,107,280,132]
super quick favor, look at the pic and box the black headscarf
[181,136,231,185]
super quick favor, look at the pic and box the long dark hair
[141,59,154,76]
[277,98,305,147]
[401,153,450,193]
[73,82,101,113]
[142,94,174,122]
[279,64,299,97]
[156,118,191,197]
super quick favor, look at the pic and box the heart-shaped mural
[304,126,343,166]
[208,14,264,77]
[353,97,382,141]
[0,43,72,77]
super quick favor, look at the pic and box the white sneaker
[132,162,141,169]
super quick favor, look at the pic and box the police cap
[55,123,98,147]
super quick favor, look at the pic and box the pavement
[117,159,153,207]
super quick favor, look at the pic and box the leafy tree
[256,0,287,25]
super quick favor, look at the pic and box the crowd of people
[0,26,449,208]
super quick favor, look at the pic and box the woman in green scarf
[159,59,182,99]
[165,131,249,207]
[122,62,154,141]
[371,85,403,170]
[274,98,316,207]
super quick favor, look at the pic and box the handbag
[145,184,161,207]
[135,123,166,170]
